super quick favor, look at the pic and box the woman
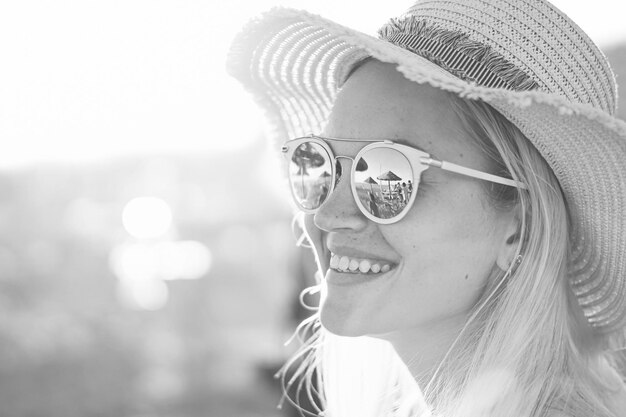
[227,0,626,416]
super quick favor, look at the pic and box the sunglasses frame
[281,134,526,225]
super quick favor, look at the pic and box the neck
[378,315,467,388]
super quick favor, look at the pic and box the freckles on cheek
[443,194,495,240]
[441,271,484,306]
[396,189,495,262]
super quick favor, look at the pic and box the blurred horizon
[0,140,319,416]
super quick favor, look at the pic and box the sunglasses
[281,134,527,224]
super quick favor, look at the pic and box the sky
[1,0,625,168]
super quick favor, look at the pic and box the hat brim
[227,7,626,333]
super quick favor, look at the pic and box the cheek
[387,188,500,286]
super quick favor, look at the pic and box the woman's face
[303,60,518,340]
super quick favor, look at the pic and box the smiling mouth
[328,252,395,275]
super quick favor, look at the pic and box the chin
[319,299,370,337]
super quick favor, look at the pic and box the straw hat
[227,0,626,335]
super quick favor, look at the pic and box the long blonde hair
[278,93,626,417]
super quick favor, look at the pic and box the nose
[313,157,369,232]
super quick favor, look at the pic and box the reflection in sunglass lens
[353,147,413,220]
[288,142,333,210]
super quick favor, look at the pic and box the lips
[322,233,398,279]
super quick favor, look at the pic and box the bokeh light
[156,240,212,281]
[116,278,170,311]
[109,240,212,311]
[110,241,212,283]
[122,197,173,239]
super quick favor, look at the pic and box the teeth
[329,253,392,275]
[338,256,350,271]
[349,259,359,271]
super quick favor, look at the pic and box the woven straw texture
[227,0,626,334]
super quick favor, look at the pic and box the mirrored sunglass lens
[353,147,413,220]
[288,141,333,210]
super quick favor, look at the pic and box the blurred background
[1,1,626,416]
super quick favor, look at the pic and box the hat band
[378,17,539,91]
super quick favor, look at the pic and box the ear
[496,209,522,271]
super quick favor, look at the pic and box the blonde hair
[278,94,626,417]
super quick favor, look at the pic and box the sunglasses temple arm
[421,157,528,189]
